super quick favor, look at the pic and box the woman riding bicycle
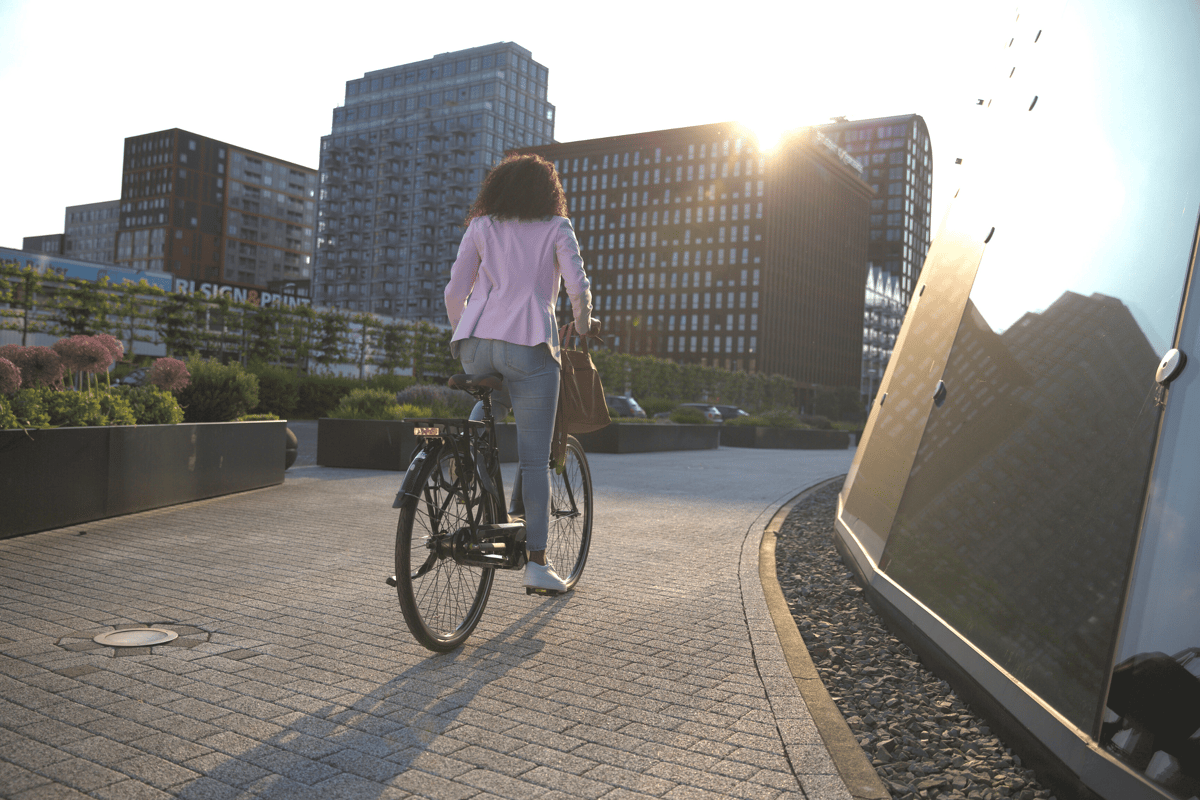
[444,153,593,594]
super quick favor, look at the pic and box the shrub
[238,413,281,421]
[0,396,17,429]
[114,385,184,425]
[800,414,832,430]
[366,373,417,395]
[7,389,51,428]
[176,357,259,423]
[395,383,475,417]
[333,388,403,420]
[247,362,300,418]
[330,388,435,420]
[756,409,805,429]
[97,392,136,426]
[669,407,710,425]
[0,357,20,396]
[296,374,359,419]
[638,397,677,416]
[43,390,107,427]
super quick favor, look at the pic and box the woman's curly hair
[466,154,568,224]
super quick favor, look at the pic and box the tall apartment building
[524,122,872,389]
[313,42,555,321]
[115,128,318,287]
[819,115,932,302]
[64,200,120,264]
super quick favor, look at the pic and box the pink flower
[94,333,125,364]
[10,346,64,389]
[147,357,190,392]
[0,344,22,363]
[53,335,114,375]
[0,357,20,396]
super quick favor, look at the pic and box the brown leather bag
[552,324,610,470]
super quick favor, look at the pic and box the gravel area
[774,482,1058,800]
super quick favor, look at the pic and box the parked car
[714,405,750,422]
[606,394,647,418]
[675,403,723,423]
[116,367,149,386]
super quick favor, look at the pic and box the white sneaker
[524,560,568,593]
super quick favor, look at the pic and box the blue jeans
[457,337,559,551]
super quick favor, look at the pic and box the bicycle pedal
[526,587,566,597]
[386,575,398,587]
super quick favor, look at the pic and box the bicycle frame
[394,411,526,571]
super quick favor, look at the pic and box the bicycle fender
[393,449,429,508]
[475,455,496,497]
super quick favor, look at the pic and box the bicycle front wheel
[547,435,593,589]
[395,444,495,652]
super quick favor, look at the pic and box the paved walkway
[1,444,861,800]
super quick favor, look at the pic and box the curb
[759,477,890,800]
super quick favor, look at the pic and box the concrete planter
[0,421,287,539]
[316,418,518,470]
[719,425,850,450]
[574,423,720,453]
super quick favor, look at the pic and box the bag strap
[559,323,602,354]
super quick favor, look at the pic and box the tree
[154,293,203,357]
[50,277,114,338]
[0,264,49,346]
[314,309,351,371]
[377,321,409,375]
[245,304,282,365]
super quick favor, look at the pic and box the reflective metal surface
[839,0,1200,771]
[1108,238,1200,796]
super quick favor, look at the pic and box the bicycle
[387,372,594,652]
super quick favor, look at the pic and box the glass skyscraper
[314,43,555,321]
[819,115,932,303]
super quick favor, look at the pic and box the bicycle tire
[546,435,593,589]
[395,442,495,652]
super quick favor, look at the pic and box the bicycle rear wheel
[395,443,495,652]
[546,435,593,589]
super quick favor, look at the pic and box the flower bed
[720,425,850,450]
[0,421,287,539]
[574,422,719,453]
[316,419,518,470]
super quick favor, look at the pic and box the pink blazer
[445,215,592,363]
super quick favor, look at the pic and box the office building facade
[861,264,904,401]
[64,200,120,265]
[524,122,872,389]
[313,42,554,321]
[819,115,932,303]
[20,234,63,255]
[115,128,318,287]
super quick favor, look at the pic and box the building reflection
[879,290,1160,731]
[1102,649,1200,796]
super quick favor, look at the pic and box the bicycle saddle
[448,373,504,393]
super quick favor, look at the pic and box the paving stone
[0,760,51,794]
[10,782,95,799]
[0,451,855,800]
[114,752,200,790]
[37,757,128,792]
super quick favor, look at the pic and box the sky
[0,0,1015,250]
